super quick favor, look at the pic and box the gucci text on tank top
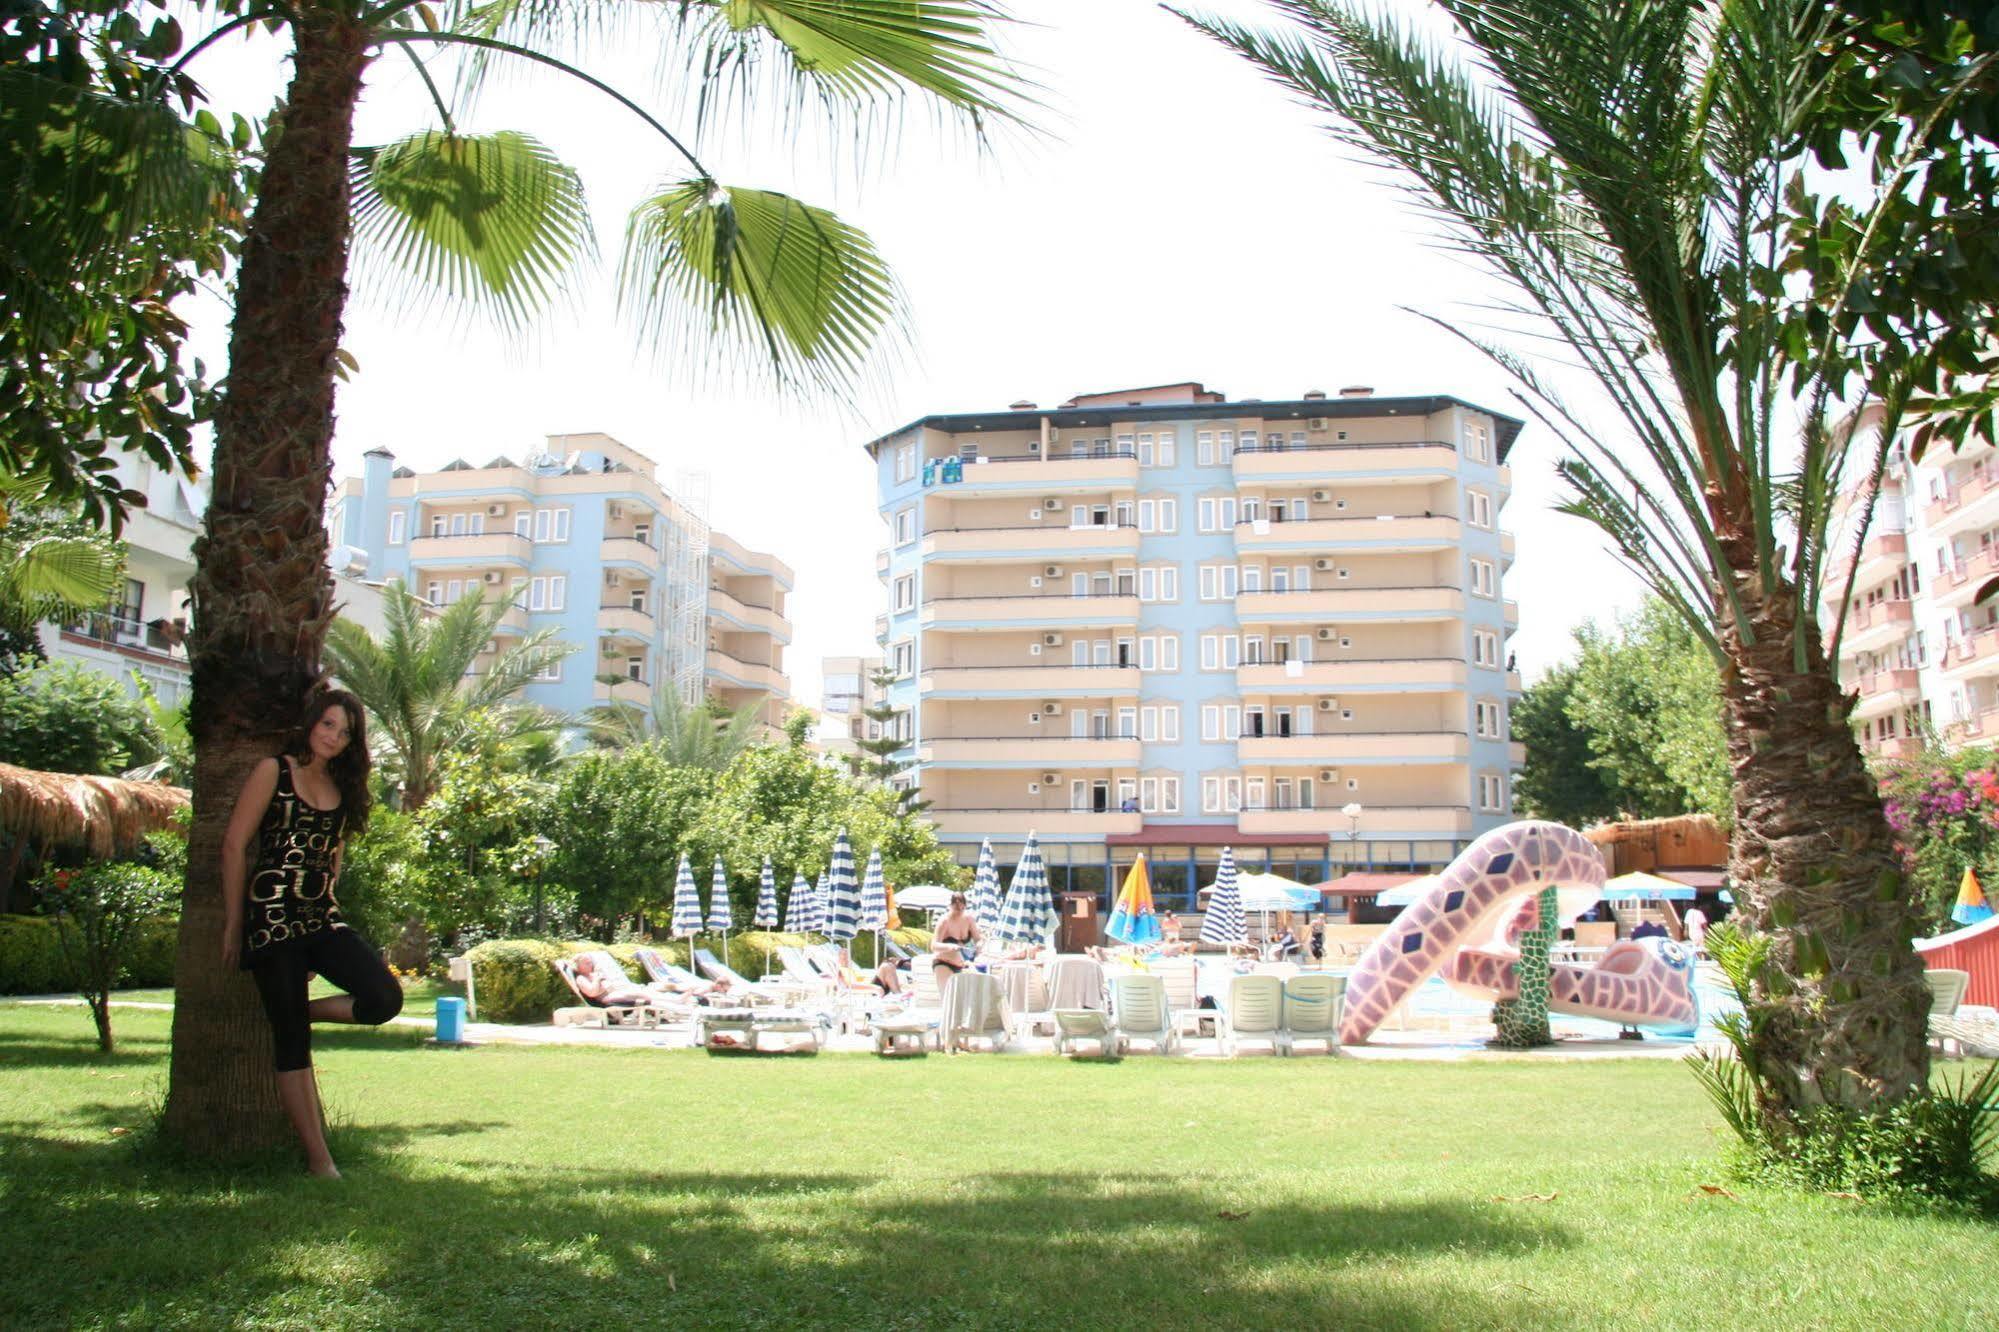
[245,761,348,955]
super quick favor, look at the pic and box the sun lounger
[1151,956,1214,1040]
[694,947,812,1005]
[1046,956,1107,1012]
[696,1005,828,1053]
[551,954,683,1029]
[873,1010,940,1055]
[1221,974,1285,1056]
[1281,973,1345,1055]
[941,971,1011,1053]
[1924,968,1981,1059]
[1109,973,1176,1054]
[1052,1007,1114,1056]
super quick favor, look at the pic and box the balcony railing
[61,612,189,663]
[1232,438,1456,455]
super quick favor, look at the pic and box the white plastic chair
[1110,973,1176,1055]
[1222,974,1285,1057]
[1281,973,1345,1056]
[1925,968,1974,1059]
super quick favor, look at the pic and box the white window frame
[1162,635,1179,671]
[895,443,917,483]
[387,510,406,545]
[1467,424,1491,463]
[1138,499,1156,533]
[893,574,915,612]
[891,640,914,678]
[1203,705,1221,741]
[1473,629,1500,668]
[1158,498,1177,533]
[1199,497,1217,532]
[1197,431,1215,465]
[1220,565,1239,600]
[531,657,562,682]
[1201,634,1219,670]
[1162,705,1180,742]
[1203,776,1222,814]
[894,507,917,546]
[1161,776,1180,814]
[1467,489,1493,529]
[1223,705,1242,741]
[514,511,531,538]
[1470,558,1496,597]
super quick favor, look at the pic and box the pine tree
[851,667,927,814]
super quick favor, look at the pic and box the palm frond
[0,534,124,613]
[349,129,594,328]
[619,178,902,394]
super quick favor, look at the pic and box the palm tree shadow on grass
[0,1134,1578,1329]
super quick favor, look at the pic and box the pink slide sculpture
[1339,820,1698,1044]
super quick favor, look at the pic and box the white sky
[179,0,1648,705]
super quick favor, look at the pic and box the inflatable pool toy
[1339,820,1698,1045]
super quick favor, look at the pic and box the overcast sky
[179,0,1649,705]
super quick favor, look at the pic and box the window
[431,513,446,538]
[893,575,915,612]
[1162,705,1179,741]
[1125,433,1143,464]
[425,580,442,605]
[532,507,571,544]
[633,522,651,546]
[891,640,914,678]
[1138,499,1155,533]
[1203,776,1222,813]
[387,510,406,545]
[1203,705,1221,741]
[1157,497,1176,533]
[1199,566,1218,602]
[1233,430,1251,453]
[1478,772,1506,812]
[531,657,562,682]
[1156,431,1177,467]
[1475,700,1504,739]
[1470,558,1496,597]
[894,507,916,546]
[510,578,528,607]
[1225,776,1242,813]
[1223,705,1242,740]
[1222,635,1240,668]
[1160,777,1180,814]
[1199,498,1216,533]
[895,443,917,483]
[1220,565,1238,600]
[528,577,549,611]
[1158,566,1178,601]
[1163,635,1179,670]
[1197,431,1215,465]
[626,656,645,682]
[514,511,531,538]
[1467,490,1493,529]
[1201,634,1219,670]
[1473,628,1500,668]
[1467,423,1491,463]
[445,578,463,604]
[1140,777,1158,812]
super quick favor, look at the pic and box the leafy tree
[46,859,178,1052]
[132,3,1025,1156]
[1880,745,1999,931]
[1509,664,1623,828]
[122,677,193,785]
[544,744,715,927]
[1180,0,1933,1126]
[0,660,159,775]
[589,681,762,768]
[1566,604,1730,827]
[1,0,242,530]
[0,476,126,673]
[324,579,574,808]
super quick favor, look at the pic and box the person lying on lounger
[572,954,723,1006]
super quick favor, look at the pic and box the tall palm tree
[119,2,1028,1154]
[324,579,575,808]
[589,681,764,768]
[1177,0,1931,1120]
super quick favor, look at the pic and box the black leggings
[248,929,403,1072]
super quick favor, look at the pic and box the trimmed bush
[0,914,177,995]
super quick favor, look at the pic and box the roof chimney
[1302,389,1327,401]
[1009,399,1037,411]
[1339,385,1375,398]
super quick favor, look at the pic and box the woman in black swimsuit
[932,891,981,995]
[220,688,401,1177]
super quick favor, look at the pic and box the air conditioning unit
[1043,632,1064,647]
[483,570,502,585]
[608,503,624,519]
[1316,627,1337,641]
[1028,711,1042,725]
[1043,701,1064,715]
[1027,782,1041,795]
[1318,768,1340,784]
[1043,498,1064,510]
[1045,565,1063,578]
[1317,697,1339,712]
[1041,772,1060,786]
[1314,558,1335,571]
[1307,417,1328,431]
[1310,489,1331,503]
[1029,576,1043,589]
[487,503,506,517]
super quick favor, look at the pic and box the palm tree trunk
[1720,574,1932,1123]
[163,7,372,1156]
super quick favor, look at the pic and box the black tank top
[240,759,348,968]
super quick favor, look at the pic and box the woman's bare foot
[307,1158,341,1179]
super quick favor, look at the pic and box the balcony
[1825,532,1909,599]
[1238,805,1473,839]
[917,737,1143,768]
[921,593,1141,631]
[1864,735,1923,762]
[924,809,1143,838]
[709,530,794,587]
[1840,599,1914,656]
[1231,440,1460,483]
[918,664,1141,698]
[593,678,651,705]
[1931,546,1999,610]
[1237,731,1470,764]
[1236,586,1466,624]
[1941,626,1999,679]
[874,613,889,643]
[597,605,656,641]
[1849,667,1921,722]
[705,648,787,695]
[941,450,1139,495]
[707,585,790,640]
[920,523,1140,563]
[599,536,660,572]
[1233,514,1460,554]
[1925,469,1999,537]
[876,547,890,581]
[408,532,531,568]
[1235,658,1468,694]
[492,604,529,635]
[1952,707,1999,742]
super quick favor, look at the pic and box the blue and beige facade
[331,432,793,730]
[864,382,1524,906]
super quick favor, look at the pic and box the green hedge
[463,928,937,1024]
[0,915,178,995]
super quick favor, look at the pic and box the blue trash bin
[435,995,466,1043]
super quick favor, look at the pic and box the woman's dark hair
[287,687,372,838]
[950,892,968,908]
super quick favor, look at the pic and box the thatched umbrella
[0,763,190,911]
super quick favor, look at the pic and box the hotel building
[1821,415,1999,758]
[815,654,887,767]
[864,381,1525,907]
[331,432,793,730]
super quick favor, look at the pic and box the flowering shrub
[1880,744,1999,929]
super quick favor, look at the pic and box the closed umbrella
[825,829,860,948]
[994,831,1057,954]
[969,838,1002,938]
[1954,867,1994,926]
[753,857,780,974]
[1107,853,1163,945]
[707,855,734,969]
[811,870,831,934]
[783,870,813,933]
[1200,847,1247,948]
[669,854,702,939]
[859,847,890,960]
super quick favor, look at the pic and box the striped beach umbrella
[969,838,1002,938]
[708,855,733,968]
[994,831,1057,953]
[754,857,780,929]
[783,870,813,933]
[824,829,860,945]
[811,870,831,934]
[1106,852,1163,945]
[669,854,703,939]
[859,848,890,933]
[1200,847,1248,947]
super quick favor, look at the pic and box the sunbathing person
[572,954,712,1006]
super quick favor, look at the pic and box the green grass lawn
[1,1003,1993,1330]
[102,977,462,1021]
